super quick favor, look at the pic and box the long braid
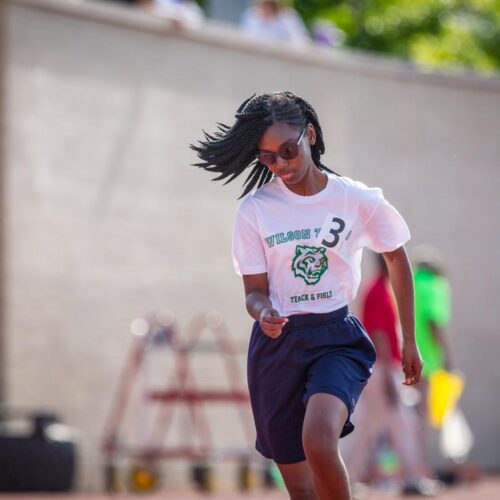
[191,91,339,198]
[296,96,339,176]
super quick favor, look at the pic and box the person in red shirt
[362,256,402,366]
[342,254,439,496]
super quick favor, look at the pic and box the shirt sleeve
[359,187,411,253]
[232,203,267,276]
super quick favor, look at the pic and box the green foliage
[194,0,207,11]
[294,0,500,75]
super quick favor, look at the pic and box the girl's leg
[302,393,351,500]
[277,461,317,500]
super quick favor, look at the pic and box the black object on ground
[0,407,77,492]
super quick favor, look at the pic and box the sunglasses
[257,127,307,167]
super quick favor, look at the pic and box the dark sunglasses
[257,127,307,167]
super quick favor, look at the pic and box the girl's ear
[307,123,316,146]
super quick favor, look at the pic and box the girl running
[191,91,422,500]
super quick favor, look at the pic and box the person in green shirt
[414,247,453,377]
[413,246,453,480]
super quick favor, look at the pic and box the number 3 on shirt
[321,217,346,248]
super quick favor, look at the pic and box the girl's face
[257,121,316,187]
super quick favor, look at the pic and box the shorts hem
[274,455,307,465]
[304,388,355,438]
[255,443,306,465]
[255,443,272,460]
[304,388,352,416]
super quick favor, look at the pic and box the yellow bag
[428,369,464,429]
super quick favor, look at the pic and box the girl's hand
[401,342,423,385]
[259,308,288,339]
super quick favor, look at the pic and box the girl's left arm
[383,246,423,385]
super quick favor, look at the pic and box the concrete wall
[4,0,500,491]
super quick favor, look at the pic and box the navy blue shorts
[247,306,376,465]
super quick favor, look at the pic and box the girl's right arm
[242,273,288,339]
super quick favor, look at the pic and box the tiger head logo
[291,245,328,285]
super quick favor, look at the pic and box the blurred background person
[311,18,345,48]
[111,0,139,5]
[240,0,310,46]
[414,245,453,377]
[140,0,205,28]
[343,253,439,497]
[413,246,454,469]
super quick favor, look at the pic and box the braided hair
[191,91,338,198]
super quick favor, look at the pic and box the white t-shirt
[232,174,410,316]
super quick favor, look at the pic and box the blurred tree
[294,0,500,74]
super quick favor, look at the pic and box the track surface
[0,477,499,499]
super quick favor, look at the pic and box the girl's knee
[303,394,349,467]
[303,423,340,465]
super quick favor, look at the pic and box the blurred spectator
[342,253,439,496]
[311,18,345,48]
[413,245,454,472]
[109,0,139,4]
[240,0,310,46]
[413,245,453,377]
[141,0,205,28]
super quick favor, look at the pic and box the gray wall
[5,0,500,491]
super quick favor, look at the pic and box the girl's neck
[288,164,328,196]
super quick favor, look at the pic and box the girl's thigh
[303,392,349,452]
